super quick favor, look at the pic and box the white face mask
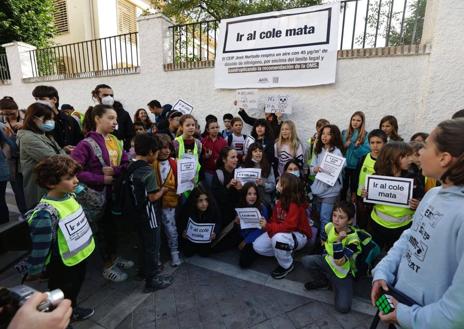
[101,96,114,106]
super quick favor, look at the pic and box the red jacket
[266,201,312,238]
[201,136,228,173]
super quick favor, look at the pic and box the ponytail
[435,119,464,185]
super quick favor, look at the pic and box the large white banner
[214,3,339,89]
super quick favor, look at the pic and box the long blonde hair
[276,120,300,156]
[346,111,367,144]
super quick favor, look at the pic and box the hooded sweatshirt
[372,185,464,329]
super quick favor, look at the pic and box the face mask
[39,120,55,132]
[289,170,300,177]
[101,96,114,106]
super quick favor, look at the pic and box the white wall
[1,0,463,143]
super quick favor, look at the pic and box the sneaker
[143,275,174,293]
[114,257,135,269]
[72,306,95,321]
[103,265,128,282]
[271,263,294,279]
[171,251,182,267]
[304,279,329,291]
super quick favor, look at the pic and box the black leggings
[370,220,411,251]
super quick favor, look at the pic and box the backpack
[112,160,150,217]
[354,228,381,279]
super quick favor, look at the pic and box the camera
[8,285,64,312]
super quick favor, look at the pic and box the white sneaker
[171,252,182,267]
[114,257,135,269]
[103,265,128,282]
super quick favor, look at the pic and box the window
[54,0,69,34]
[118,0,137,34]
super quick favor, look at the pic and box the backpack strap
[84,137,107,167]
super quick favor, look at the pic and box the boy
[25,155,95,322]
[129,134,173,292]
[301,201,361,313]
[221,113,233,138]
[158,110,182,141]
[227,117,247,162]
[153,134,181,266]
[353,129,387,229]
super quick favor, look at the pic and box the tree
[151,0,322,23]
[0,0,56,51]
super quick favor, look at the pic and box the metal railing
[167,0,426,64]
[0,53,11,82]
[28,32,139,78]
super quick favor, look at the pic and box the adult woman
[371,119,464,328]
[134,108,154,134]
[16,103,65,210]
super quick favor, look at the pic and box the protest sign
[364,175,414,208]
[173,99,194,114]
[236,89,259,110]
[315,152,345,186]
[264,95,292,114]
[186,218,215,243]
[234,168,261,184]
[176,157,197,194]
[215,3,339,89]
[235,208,262,229]
[58,208,93,253]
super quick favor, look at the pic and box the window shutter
[54,0,69,34]
[118,0,137,34]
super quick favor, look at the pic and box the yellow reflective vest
[357,154,376,196]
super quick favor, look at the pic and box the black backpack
[354,228,381,279]
[112,161,149,217]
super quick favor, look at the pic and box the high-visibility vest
[357,154,376,196]
[175,136,201,197]
[323,223,360,279]
[30,197,95,267]
[371,203,414,229]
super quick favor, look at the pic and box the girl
[366,142,424,250]
[274,120,304,177]
[305,118,330,186]
[236,182,270,268]
[178,185,221,257]
[211,147,242,250]
[244,118,275,165]
[253,173,312,279]
[71,104,132,283]
[379,115,403,142]
[201,120,228,188]
[310,124,345,240]
[341,111,370,201]
[17,103,66,210]
[241,143,276,207]
[371,119,464,328]
[134,108,154,134]
[173,114,203,196]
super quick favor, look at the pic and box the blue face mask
[39,120,55,132]
[289,170,300,177]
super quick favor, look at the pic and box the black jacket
[52,111,83,147]
[113,103,134,151]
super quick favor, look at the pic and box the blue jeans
[314,196,337,240]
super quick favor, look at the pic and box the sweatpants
[253,232,307,269]
[135,219,160,283]
[161,208,179,254]
[301,254,353,313]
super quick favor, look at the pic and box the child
[129,134,173,292]
[158,110,182,141]
[25,155,95,321]
[365,142,424,250]
[243,118,275,165]
[353,129,387,229]
[310,124,345,239]
[305,118,330,183]
[274,120,304,177]
[409,141,436,193]
[227,117,247,163]
[241,143,276,207]
[253,173,312,279]
[235,182,270,268]
[410,132,429,143]
[221,113,233,138]
[128,121,147,159]
[301,201,361,314]
[178,185,221,257]
[341,111,370,201]
[153,134,181,267]
[379,115,403,142]
[201,120,228,187]
[172,114,202,196]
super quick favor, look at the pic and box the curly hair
[35,155,82,189]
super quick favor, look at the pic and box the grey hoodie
[373,185,464,329]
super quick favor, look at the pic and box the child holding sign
[301,201,361,314]
[253,173,312,279]
[178,185,221,257]
[201,120,228,188]
[310,124,345,240]
[235,182,270,268]
[364,142,424,250]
